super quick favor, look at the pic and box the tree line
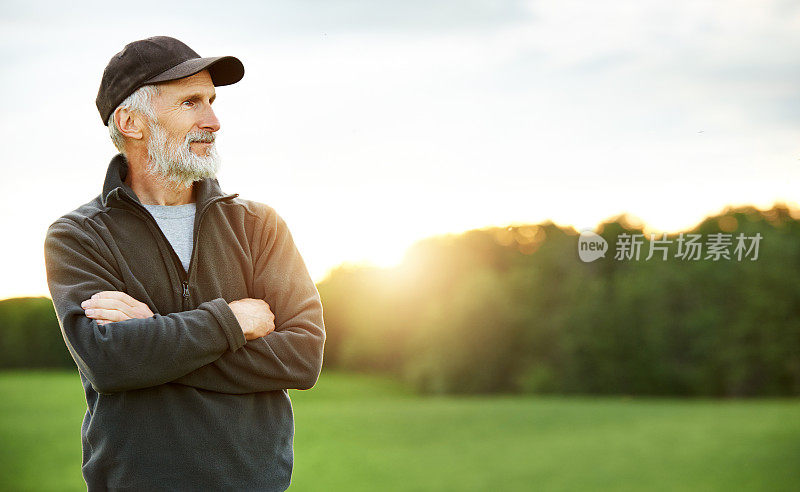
[318,204,800,397]
[2,204,798,396]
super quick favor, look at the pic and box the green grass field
[1,371,798,491]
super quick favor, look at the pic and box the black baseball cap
[96,36,244,125]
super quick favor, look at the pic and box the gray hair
[107,85,160,153]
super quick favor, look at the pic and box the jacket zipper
[116,190,238,310]
[182,281,190,307]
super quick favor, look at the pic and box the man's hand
[81,291,154,325]
[228,298,275,340]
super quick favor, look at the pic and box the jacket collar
[101,153,232,209]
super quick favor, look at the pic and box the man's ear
[114,108,144,140]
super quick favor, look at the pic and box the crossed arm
[82,291,274,341]
[44,211,325,396]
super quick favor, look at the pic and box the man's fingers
[91,291,139,308]
[83,292,154,321]
[82,298,133,315]
[85,308,128,322]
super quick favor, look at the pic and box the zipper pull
[182,282,190,301]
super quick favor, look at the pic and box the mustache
[186,130,216,144]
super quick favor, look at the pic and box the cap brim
[145,55,244,86]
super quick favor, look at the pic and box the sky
[1,0,799,299]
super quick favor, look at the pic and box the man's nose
[199,106,221,133]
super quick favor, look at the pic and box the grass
[1,370,799,491]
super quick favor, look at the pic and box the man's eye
[182,101,194,108]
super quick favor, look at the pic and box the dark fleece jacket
[43,154,325,491]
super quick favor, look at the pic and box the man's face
[145,70,221,188]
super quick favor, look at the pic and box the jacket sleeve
[172,207,326,394]
[44,218,246,395]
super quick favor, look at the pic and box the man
[43,36,325,491]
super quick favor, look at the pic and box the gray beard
[145,122,220,190]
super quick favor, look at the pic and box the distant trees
[319,204,800,397]
[0,297,72,368]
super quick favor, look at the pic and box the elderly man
[43,36,325,491]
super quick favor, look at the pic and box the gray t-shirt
[141,202,196,273]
